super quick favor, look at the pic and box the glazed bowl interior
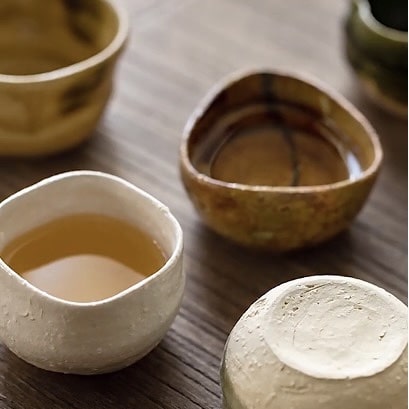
[185,71,382,190]
[368,0,408,32]
[0,0,123,77]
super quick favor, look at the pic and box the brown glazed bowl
[0,0,128,156]
[180,69,383,252]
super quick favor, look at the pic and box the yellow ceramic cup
[0,0,128,156]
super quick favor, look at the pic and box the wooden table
[0,1,407,408]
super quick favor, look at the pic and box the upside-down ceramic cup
[0,171,184,374]
[344,0,408,117]
[221,276,408,409]
[180,69,383,252]
[0,0,128,156]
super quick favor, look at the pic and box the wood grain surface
[0,0,407,408]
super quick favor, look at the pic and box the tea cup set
[0,1,407,408]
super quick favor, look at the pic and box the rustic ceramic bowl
[344,0,408,117]
[0,171,184,374]
[180,69,383,252]
[0,0,128,156]
[221,275,408,409]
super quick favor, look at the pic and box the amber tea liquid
[1,214,166,303]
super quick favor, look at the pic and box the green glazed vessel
[345,0,408,117]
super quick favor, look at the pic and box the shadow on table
[0,341,182,409]
[187,217,406,331]
[188,222,348,307]
[0,130,121,201]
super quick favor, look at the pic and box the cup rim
[0,171,184,307]
[356,0,408,43]
[0,0,129,84]
[180,67,383,194]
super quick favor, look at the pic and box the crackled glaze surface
[0,0,128,156]
[221,276,408,409]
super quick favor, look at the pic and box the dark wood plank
[0,0,407,408]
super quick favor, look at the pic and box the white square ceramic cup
[0,171,184,374]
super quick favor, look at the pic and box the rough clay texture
[0,171,185,374]
[221,276,408,409]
